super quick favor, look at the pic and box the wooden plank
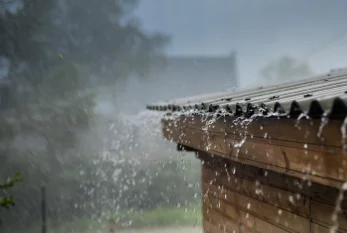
[200,152,347,208]
[201,155,347,232]
[202,205,240,233]
[164,116,344,154]
[227,155,343,188]
[162,119,184,142]
[311,200,347,232]
[203,182,310,233]
[164,117,343,157]
[204,196,292,233]
[204,149,342,189]
[203,203,257,233]
[163,123,226,156]
[224,116,345,148]
[164,115,225,134]
[226,136,347,182]
[200,138,344,188]
[202,169,310,218]
[311,222,345,233]
[203,220,233,233]
[163,116,347,187]
[163,115,347,148]
[183,130,226,155]
[311,223,331,233]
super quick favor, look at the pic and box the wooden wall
[200,152,347,233]
[161,114,347,232]
[163,115,347,188]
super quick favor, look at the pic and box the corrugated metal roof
[147,68,347,119]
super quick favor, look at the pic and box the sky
[135,0,347,87]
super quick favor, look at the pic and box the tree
[0,173,23,225]
[261,56,312,83]
[0,0,53,67]
[0,0,170,230]
[41,0,169,84]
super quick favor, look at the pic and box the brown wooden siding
[200,153,347,233]
[163,115,347,188]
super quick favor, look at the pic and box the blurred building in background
[117,51,239,113]
[150,51,239,101]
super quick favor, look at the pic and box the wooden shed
[147,69,347,233]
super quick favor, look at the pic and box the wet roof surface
[147,68,347,119]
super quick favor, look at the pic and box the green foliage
[0,173,23,225]
[0,173,23,190]
[29,204,201,233]
[106,204,201,229]
[0,0,54,65]
[41,0,169,83]
[261,55,312,83]
[0,0,170,231]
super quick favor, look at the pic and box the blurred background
[1,0,347,232]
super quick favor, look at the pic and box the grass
[113,205,202,228]
[15,204,202,233]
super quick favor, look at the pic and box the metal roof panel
[147,69,347,119]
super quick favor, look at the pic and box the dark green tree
[0,173,23,225]
[41,0,169,84]
[0,0,170,231]
[0,0,53,67]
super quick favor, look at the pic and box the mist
[1,0,347,233]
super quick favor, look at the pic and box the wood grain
[162,115,347,187]
[201,156,347,233]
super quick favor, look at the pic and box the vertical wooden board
[311,200,347,231]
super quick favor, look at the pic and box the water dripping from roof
[317,113,329,138]
[341,117,347,152]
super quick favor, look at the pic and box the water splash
[341,117,347,153]
[329,182,347,233]
[317,113,329,138]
